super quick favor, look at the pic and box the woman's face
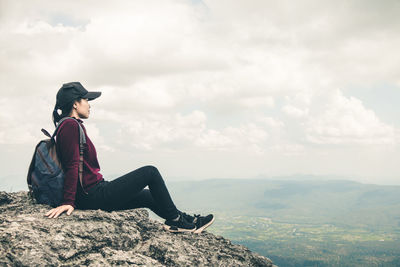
[73,98,90,119]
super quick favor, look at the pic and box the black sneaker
[164,213,196,233]
[180,211,215,234]
[179,211,199,224]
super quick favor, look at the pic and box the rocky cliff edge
[0,191,275,266]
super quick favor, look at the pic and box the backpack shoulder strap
[53,117,86,145]
[53,117,88,195]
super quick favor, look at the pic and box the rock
[0,191,276,266]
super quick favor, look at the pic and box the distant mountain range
[167,178,400,230]
[4,175,400,230]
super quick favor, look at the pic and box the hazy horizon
[2,173,400,193]
[1,0,399,187]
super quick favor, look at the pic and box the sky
[1,0,400,190]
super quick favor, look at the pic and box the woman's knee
[142,165,159,174]
[144,165,166,187]
[141,165,162,179]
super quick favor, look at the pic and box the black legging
[75,165,179,220]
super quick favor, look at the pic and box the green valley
[157,178,400,267]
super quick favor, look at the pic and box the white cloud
[194,123,269,155]
[84,123,115,152]
[282,105,309,118]
[1,0,400,183]
[0,97,53,145]
[120,110,207,150]
[101,109,268,153]
[97,82,178,112]
[271,143,305,156]
[258,117,285,129]
[305,90,398,145]
[238,96,274,108]
[194,129,233,150]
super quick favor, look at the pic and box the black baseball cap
[56,82,101,108]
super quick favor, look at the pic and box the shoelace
[181,212,201,223]
[193,214,201,224]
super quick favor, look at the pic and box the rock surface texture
[0,191,275,266]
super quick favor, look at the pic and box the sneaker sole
[194,216,215,234]
[163,224,196,233]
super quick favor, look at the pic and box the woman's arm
[44,119,81,218]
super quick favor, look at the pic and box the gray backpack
[27,117,87,207]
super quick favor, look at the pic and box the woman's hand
[44,204,74,218]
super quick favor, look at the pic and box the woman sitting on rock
[44,82,214,233]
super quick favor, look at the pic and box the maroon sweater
[56,118,104,208]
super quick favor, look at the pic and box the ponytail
[52,104,61,127]
[52,98,81,127]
